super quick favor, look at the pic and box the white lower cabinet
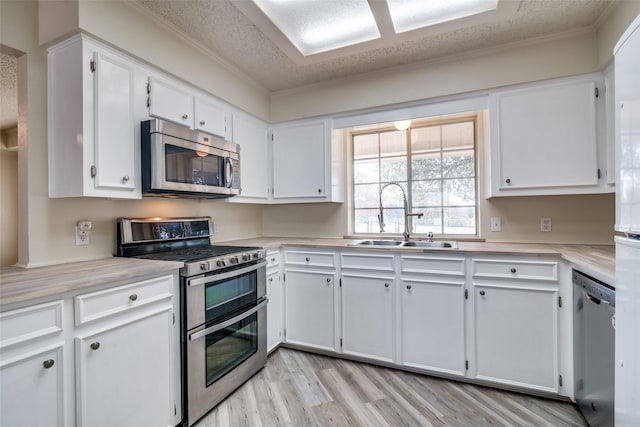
[266,270,283,352]
[285,270,336,351]
[341,275,394,362]
[75,307,173,427]
[0,345,64,427]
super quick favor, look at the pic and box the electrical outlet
[540,217,552,232]
[490,217,502,232]
[75,226,90,245]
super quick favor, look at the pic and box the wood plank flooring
[194,348,587,427]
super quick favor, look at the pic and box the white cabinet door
[400,279,465,376]
[194,97,229,140]
[341,275,394,362]
[271,121,328,200]
[93,51,136,193]
[284,270,335,351]
[473,285,559,393]
[48,35,142,199]
[0,346,64,427]
[489,75,602,197]
[266,271,283,352]
[75,308,173,427]
[148,76,193,127]
[230,112,269,201]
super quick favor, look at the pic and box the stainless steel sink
[400,241,458,249]
[349,240,404,246]
[348,239,458,249]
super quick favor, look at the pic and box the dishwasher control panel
[573,270,615,306]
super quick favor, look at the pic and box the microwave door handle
[187,260,267,287]
[226,157,234,189]
[188,297,269,341]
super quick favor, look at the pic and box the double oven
[117,217,267,426]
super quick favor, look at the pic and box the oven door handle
[188,260,266,287]
[188,297,268,341]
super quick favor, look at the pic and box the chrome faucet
[378,182,424,241]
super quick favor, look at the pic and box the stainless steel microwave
[141,119,240,198]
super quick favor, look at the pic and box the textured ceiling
[132,0,614,92]
[0,51,18,130]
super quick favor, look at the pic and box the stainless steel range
[116,217,267,426]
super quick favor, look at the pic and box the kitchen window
[352,116,478,237]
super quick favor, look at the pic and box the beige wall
[0,150,18,266]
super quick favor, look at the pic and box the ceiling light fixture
[195,151,209,158]
[394,120,412,130]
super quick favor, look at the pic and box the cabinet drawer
[471,258,558,281]
[266,250,281,268]
[341,252,395,272]
[0,301,64,349]
[401,256,465,277]
[75,275,173,325]
[285,250,335,268]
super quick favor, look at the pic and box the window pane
[380,131,406,157]
[442,121,474,150]
[354,184,380,209]
[412,180,441,207]
[411,126,440,153]
[354,209,382,233]
[380,157,407,182]
[379,208,405,234]
[412,208,442,234]
[353,134,379,159]
[354,159,379,184]
[443,178,475,206]
[442,151,475,178]
[411,153,441,180]
[444,207,476,234]
[379,182,407,208]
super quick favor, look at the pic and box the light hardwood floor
[195,348,587,427]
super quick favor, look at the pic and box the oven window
[165,144,224,187]
[205,312,257,386]
[206,269,257,322]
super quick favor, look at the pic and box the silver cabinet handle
[479,290,486,296]
[43,359,55,369]
[384,283,390,288]
[122,175,130,182]
[406,284,412,290]
[90,342,100,350]
[189,297,268,341]
[200,120,206,126]
[129,294,138,301]
[182,114,189,120]
[510,267,517,273]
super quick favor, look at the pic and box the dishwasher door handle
[585,292,603,305]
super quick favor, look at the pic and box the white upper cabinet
[270,119,343,203]
[488,74,608,197]
[48,35,144,199]
[229,111,270,202]
[148,76,231,141]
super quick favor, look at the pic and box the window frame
[350,114,479,238]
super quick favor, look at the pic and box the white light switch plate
[490,217,502,232]
[540,217,552,232]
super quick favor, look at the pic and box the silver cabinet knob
[505,178,511,184]
[384,283,390,288]
[182,114,189,120]
[406,284,412,290]
[317,188,322,193]
[43,359,55,369]
[326,278,331,283]
[268,277,273,282]
[305,257,310,262]
[479,290,486,296]
[122,175,130,182]
[200,120,206,126]
[90,342,101,350]
[129,294,138,301]
[270,257,276,262]
[510,267,517,273]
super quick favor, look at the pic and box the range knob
[200,261,210,271]
[230,256,239,264]
[242,254,251,262]
[253,252,262,260]
[216,259,226,268]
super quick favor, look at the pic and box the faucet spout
[379,182,423,241]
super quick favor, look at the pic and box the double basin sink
[348,240,458,249]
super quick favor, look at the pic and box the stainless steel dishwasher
[573,270,615,427]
